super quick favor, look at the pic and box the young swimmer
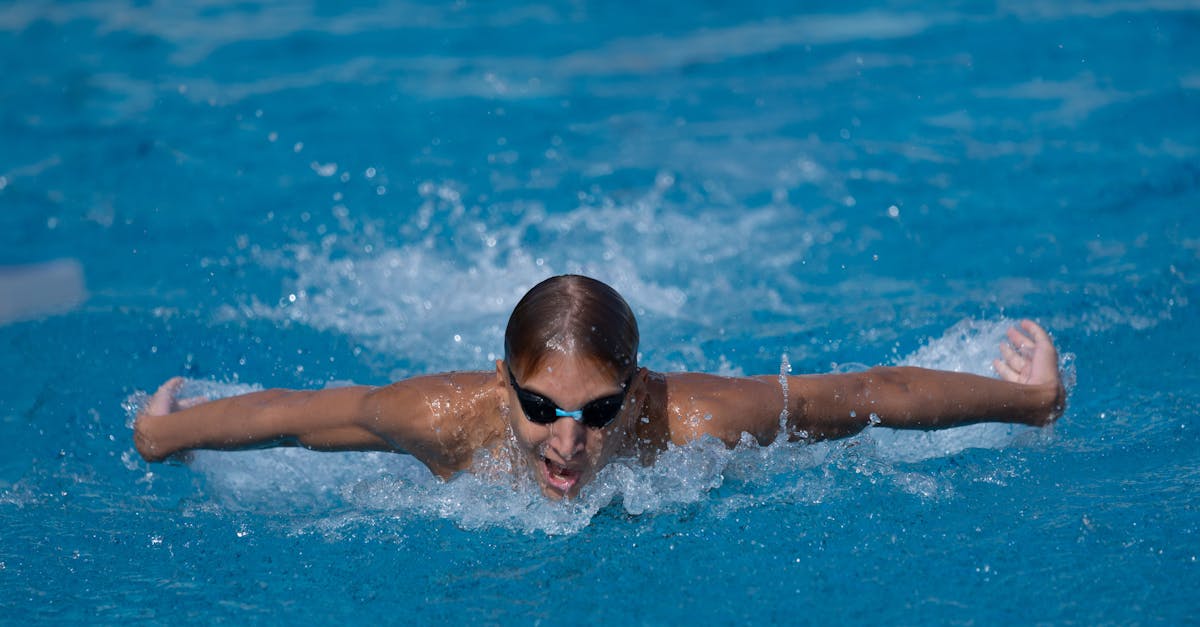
[134,274,1066,500]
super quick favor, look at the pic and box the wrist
[133,414,166,462]
[1029,381,1065,426]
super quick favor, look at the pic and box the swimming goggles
[507,367,631,428]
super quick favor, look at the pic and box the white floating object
[0,258,87,325]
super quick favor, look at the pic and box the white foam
[860,318,1059,463]
[220,186,826,373]
[124,329,1058,536]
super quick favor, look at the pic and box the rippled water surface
[2,1,1198,623]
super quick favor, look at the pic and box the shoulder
[658,372,786,447]
[365,371,506,475]
[367,371,498,404]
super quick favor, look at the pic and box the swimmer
[134,274,1066,499]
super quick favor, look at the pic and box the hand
[134,377,206,461]
[993,320,1058,385]
[140,377,206,417]
[993,320,1065,423]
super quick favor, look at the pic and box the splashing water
[123,319,1063,535]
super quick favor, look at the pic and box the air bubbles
[311,162,338,177]
[293,142,304,153]
[887,205,901,218]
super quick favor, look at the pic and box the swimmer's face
[500,354,636,500]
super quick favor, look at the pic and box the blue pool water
[2,0,1199,622]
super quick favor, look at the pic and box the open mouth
[541,456,581,494]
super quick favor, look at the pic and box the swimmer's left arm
[778,320,1065,439]
[672,320,1065,445]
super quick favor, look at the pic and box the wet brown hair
[504,275,639,382]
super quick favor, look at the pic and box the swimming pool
[2,0,1198,622]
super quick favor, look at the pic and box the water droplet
[311,162,338,177]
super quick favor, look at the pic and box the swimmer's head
[501,275,640,499]
[504,274,639,382]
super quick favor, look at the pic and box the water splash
[123,320,1058,536]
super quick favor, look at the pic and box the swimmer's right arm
[133,375,478,470]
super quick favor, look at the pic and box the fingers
[1020,319,1053,346]
[996,319,1061,388]
[144,377,185,416]
[177,396,207,410]
[993,357,1020,382]
[997,340,1031,384]
[1006,325,1035,354]
[999,341,1028,370]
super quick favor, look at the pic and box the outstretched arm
[785,320,1064,439]
[133,373,497,474]
[134,378,390,462]
[665,320,1065,445]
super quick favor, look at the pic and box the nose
[547,417,587,461]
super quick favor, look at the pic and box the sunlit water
[2,1,1198,623]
